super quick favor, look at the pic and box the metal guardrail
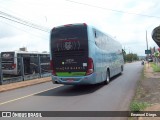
[0,56,51,85]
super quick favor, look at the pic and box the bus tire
[104,70,110,85]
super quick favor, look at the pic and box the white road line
[0,85,63,106]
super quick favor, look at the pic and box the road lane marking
[0,85,63,106]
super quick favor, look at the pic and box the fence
[0,56,51,85]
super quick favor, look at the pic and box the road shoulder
[130,62,160,120]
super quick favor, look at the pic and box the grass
[130,101,149,112]
[150,62,160,72]
[129,101,150,120]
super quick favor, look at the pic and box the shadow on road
[36,84,105,97]
[111,73,123,80]
[35,73,122,97]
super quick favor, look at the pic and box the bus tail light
[86,57,94,75]
[50,60,56,76]
[12,64,16,69]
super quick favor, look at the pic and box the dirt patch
[142,64,160,104]
[138,78,160,104]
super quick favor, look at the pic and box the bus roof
[51,23,122,45]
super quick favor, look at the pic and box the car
[148,58,153,62]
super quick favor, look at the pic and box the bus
[50,23,124,85]
[1,51,50,75]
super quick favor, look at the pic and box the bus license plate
[66,79,74,82]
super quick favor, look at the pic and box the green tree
[125,53,139,62]
[122,49,126,62]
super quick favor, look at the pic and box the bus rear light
[83,23,87,26]
[50,60,56,76]
[86,69,93,75]
[86,57,94,75]
[52,70,56,76]
[12,64,16,69]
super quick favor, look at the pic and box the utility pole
[146,30,150,68]
[146,30,149,61]
[146,30,148,50]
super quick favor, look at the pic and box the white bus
[1,51,50,75]
[50,23,124,85]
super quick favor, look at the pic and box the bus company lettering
[56,67,85,70]
[2,53,11,58]
[63,59,77,64]
[64,42,72,50]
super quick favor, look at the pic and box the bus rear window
[51,24,88,53]
[1,52,15,70]
[1,52,14,63]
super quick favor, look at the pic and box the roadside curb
[0,77,51,92]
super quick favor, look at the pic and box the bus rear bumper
[51,73,96,85]
[2,70,17,75]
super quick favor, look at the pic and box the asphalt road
[0,62,143,120]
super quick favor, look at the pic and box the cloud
[0,33,49,53]
[0,19,20,38]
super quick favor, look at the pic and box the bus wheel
[104,70,110,85]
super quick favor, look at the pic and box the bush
[150,63,160,72]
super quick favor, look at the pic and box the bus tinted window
[1,52,14,63]
[51,25,88,52]
[1,52,14,70]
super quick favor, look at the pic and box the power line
[0,11,50,32]
[0,16,48,39]
[66,0,160,19]
[0,15,46,32]
[0,11,44,29]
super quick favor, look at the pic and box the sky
[0,0,160,56]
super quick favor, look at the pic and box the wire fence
[0,56,51,85]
